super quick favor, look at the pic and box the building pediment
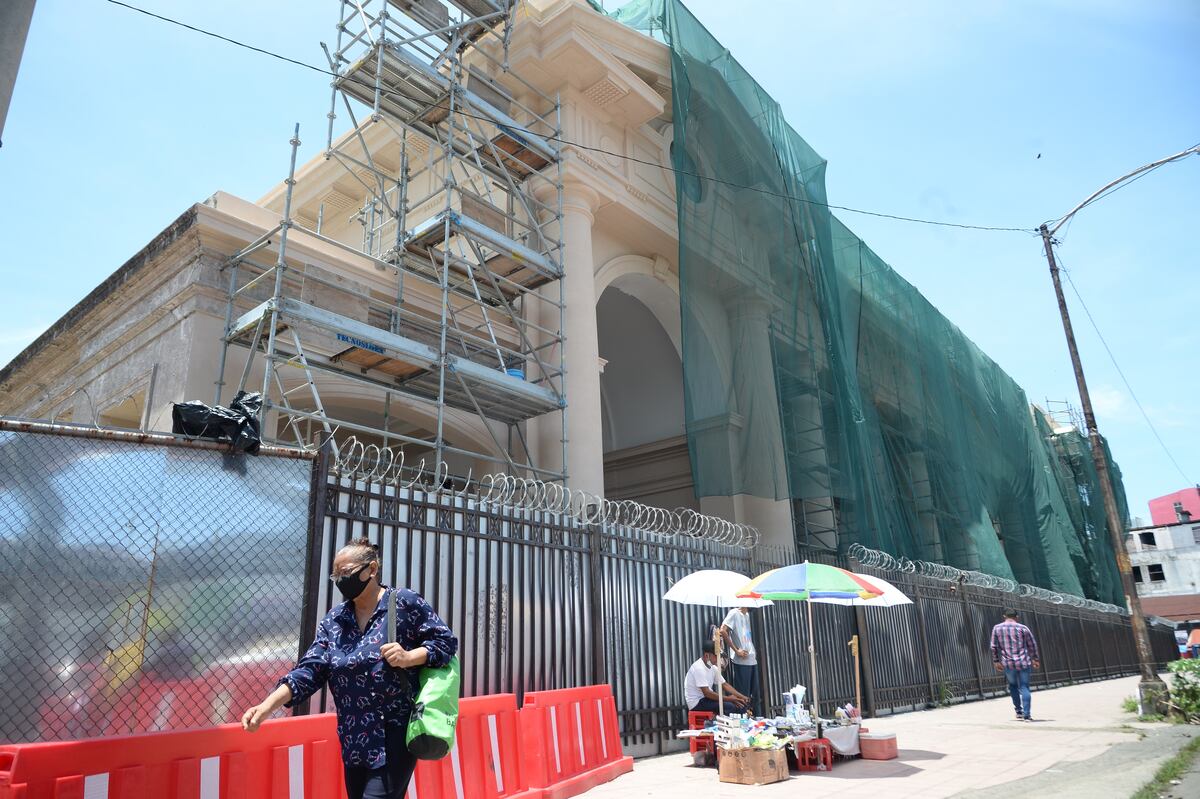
[514,22,666,128]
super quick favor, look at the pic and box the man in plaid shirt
[991,609,1040,721]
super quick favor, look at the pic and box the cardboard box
[718,748,790,785]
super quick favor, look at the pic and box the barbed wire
[848,543,1127,615]
[330,436,760,548]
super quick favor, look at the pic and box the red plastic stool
[688,711,715,756]
[794,738,834,772]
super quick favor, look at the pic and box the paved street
[590,675,1198,798]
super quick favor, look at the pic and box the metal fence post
[913,582,937,706]
[853,605,877,718]
[959,584,985,699]
[589,519,606,688]
[1056,610,1074,684]
[295,442,331,715]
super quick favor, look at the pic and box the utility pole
[1037,143,1199,711]
[0,0,37,147]
[1040,224,1166,709]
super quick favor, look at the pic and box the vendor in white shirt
[720,606,761,716]
[685,641,750,715]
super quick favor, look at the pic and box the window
[1192,526,1200,546]
[1132,566,1143,583]
[1139,531,1156,548]
[1147,564,1166,583]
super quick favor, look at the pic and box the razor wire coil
[847,543,1126,614]
[331,437,760,548]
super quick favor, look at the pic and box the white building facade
[1128,518,1200,622]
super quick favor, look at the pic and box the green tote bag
[388,590,461,760]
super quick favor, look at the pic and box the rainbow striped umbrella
[737,562,885,601]
[737,562,887,724]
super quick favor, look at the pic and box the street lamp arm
[1047,144,1200,237]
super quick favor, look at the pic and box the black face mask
[335,564,373,601]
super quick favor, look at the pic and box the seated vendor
[685,641,751,715]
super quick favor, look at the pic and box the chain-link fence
[0,420,315,743]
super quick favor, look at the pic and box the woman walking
[242,538,457,798]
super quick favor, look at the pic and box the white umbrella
[664,570,775,609]
[665,570,771,717]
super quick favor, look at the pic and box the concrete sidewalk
[589,675,1198,798]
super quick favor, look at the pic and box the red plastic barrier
[518,686,633,799]
[5,695,543,799]
[408,693,534,799]
[4,689,630,799]
[0,714,344,799]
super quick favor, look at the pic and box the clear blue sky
[1,0,1196,519]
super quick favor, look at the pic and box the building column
[697,294,796,553]
[727,295,789,498]
[534,182,605,494]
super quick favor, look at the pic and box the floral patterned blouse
[279,586,457,769]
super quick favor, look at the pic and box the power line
[1052,159,1175,242]
[103,0,1035,234]
[1055,250,1195,487]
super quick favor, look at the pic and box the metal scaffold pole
[260,124,302,425]
[217,0,567,483]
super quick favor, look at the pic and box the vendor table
[677,719,862,771]
[793,722,861,756]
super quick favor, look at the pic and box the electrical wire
[1052,159,1173,243]
[1046,141,1200,234]
[103,0,1036,234]
[1055,249,1195,487]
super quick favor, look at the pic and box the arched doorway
[595,258,697,511]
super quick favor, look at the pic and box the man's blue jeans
[730,663,761,716]
[1005,666,1032,718]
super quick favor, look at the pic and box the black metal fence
[314,458,1178,757]
[0,420,315,743]
[1,421,1177,754]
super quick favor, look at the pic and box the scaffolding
[216,0,566,482]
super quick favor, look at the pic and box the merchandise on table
[833,702,860,724]
[712,714,815,750]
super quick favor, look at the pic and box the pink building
[1150,487,1200,526]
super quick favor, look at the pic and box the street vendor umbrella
[738,561,886,601]
[663,570,775,609]
[805,575,911,608]
[737,562,891,723]
[664,570,772,717]
[804,575,911,714]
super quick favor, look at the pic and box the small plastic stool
[688,711,715,755]
[794,737,834,772]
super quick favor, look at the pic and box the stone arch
[594,253,699,510]
[594,254,682,358]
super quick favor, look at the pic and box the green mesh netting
[606,0,1126,603]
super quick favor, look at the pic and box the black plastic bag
[171,391,263,454]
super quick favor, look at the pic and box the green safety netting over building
[602,0,1127,603]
